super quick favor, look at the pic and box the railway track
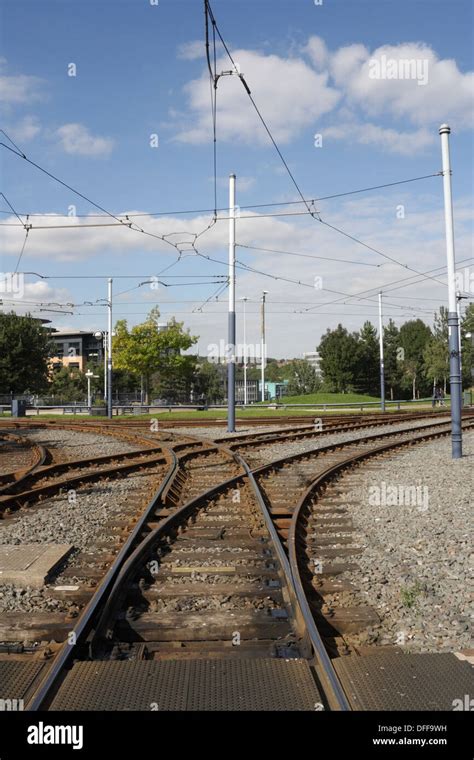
[0,423,206,515]
[1,413,470,711]
[0,433,47,493]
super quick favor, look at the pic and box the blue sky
[0,0,473,357]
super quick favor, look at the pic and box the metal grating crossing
[0,661,46,705]
[50,658,322,711]
[334,652,474,711]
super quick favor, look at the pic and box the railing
[0,396,464,417]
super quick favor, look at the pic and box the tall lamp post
[260,290,268,403]
[439,124,462,458]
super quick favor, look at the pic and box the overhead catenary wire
[201,4,449,286]
[0,173,441,220]
[299,256,474,313]
[204,0,320,222]
[238,244,382,268]
[0,129,215,257]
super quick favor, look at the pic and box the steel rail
[235,454,350,711]
[0,433,47,493]
[24,417,474,711]
[25,445,179,711]
[287,418,474,706]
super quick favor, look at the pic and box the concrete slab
[0,544,73,588]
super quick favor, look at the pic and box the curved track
[0,413,471,711]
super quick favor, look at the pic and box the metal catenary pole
[439,124,462,458]
[378,291,385,412]
[107,278,113,419]
[241,296,248,406]
[260,290,268,402]
[227,174,236,432]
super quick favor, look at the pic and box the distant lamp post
[85,370,98,410]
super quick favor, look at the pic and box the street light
[240,297,248,406]
[261,290,268,403]
[85,370,98,410]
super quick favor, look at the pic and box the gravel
[238,416,452,464]
[162,424,294,439]
[336,431,474,653]
[0,463,165,613]
[19,427,139,462]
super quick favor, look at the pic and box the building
[50,331,104,372]
[235,379,259,404]
[303,351,322,377]
[258,380,289,401]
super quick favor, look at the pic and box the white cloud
[0,59,45,104]
[8,115,42,142]
[1,196,472,354]
[0,280,72,317]
[324,122,435,155]
[55,123,115,157]
[175,48,340,145]
[174,36,473,155]
[217,175,255,192]
[177,40,207,60]
[303,37,329,70]
[331,41,474,129]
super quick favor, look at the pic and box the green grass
[400,582,425,609]
[14,402,445,422]
[274,392,381,405]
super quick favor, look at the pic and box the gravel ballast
[236,416,452,464]
[0,442,166,614]
[336,431,473,653]
[20,427,139,461]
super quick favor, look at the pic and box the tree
[112,307,197,402]
[49,366,87,402]
[0,312,52,394]
[383,319,403,400]
[461,304,474,390]
[423,307,449,394]
[318,324,360,392]
[285,359,321,395]
[192,360,226,403]
[357,321,379,395]
[399,319,432,399]
[264,360,284,382]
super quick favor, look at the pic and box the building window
[53,342,65,358]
